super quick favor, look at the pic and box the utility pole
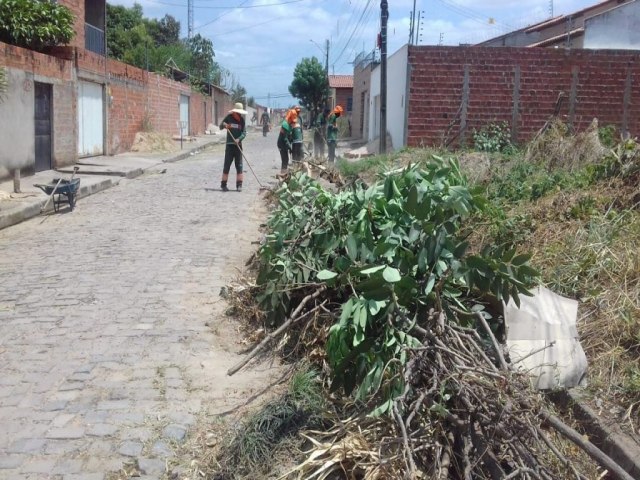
[549,0,554,17]
[325,39,330,75]
[410,0,417,44]
[380,0,388,154]
[188,0,194,39]
[439,33,444,46]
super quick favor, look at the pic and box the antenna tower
[188,0,194,39]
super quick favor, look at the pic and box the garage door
[78,81,104,156]
[179,94,189,136]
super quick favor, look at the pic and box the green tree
[147,14,180,46]
[289,57,329,121]
[230,79,247,104]
[0,0,75,50]
[106,3,145,60]
[188,33,215,82]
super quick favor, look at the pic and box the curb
[163,139,222,164]
[0,138,223,231]
[551,390,640,479]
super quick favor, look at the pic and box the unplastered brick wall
[77,49,213,153]
[407,46,640,147]
[58,0,85,51]
[189,92,211,136]
[1,42,73,81]
[146,74,189,137]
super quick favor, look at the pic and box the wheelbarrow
[34,167,81,212]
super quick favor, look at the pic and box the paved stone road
[0,130,284,479]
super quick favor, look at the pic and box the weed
[472,121,515,154]
[598,124,618,148]
[212,365,325,479]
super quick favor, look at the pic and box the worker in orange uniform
[327,105,343,163]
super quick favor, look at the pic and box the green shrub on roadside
[0,0,75,50]
[472,121,515,154]
[256,159,539,413]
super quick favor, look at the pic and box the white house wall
[368,44,409,151]
[0,68,35,176]
[584,1,640,50]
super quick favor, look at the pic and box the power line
[145,0,308,8]
[332,0,375,66]
[435,0,515,30]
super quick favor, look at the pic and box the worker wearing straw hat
[219,102,247,192]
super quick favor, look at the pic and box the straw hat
[230,102,248,115]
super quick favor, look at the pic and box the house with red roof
[328,74,354,119]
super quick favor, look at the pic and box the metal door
[34,82,52,172]
[78,81,104,156]
[179,94,189,136]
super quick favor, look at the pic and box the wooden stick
[474,311,509,371]
[227,286,326,376]
[541,411,635,480]
[40,176,64,213]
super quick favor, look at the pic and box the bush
[0,0,75,50]
[472,121,515,154]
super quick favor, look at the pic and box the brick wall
[59,0,85,51]
[334,87,352,113]
[77,49,213,153]
[1,43,73,81]
[407,46,640,147]
[1,40,216,170]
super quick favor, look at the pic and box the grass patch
[469,129,640,431]
[211,365,326,479]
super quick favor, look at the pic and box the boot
[220,181,229,192]
[236,182,243,192]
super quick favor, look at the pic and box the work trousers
[223,144,243,174]
[328,141,336,163]
[292,142,303,162]
[279,147,290,171]
[314,130,325,158]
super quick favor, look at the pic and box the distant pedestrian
[277,113,296,177]
[327,105,343,164]
[313,108,329,158]
[219,102,247,192]
[260,110,270,137]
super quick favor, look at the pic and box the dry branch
[227,286,327,376]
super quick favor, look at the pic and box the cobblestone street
[0,131,284,479]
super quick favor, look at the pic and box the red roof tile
[329,75,353,88]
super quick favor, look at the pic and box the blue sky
[109,0,602,108]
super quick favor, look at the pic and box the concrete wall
[0,43,76,175]
[406,45,640,148]
[479,0,632,48]
[352,61,374,141]
[369,45,409,151]
[0,69,35,175]
[584,1,640,49]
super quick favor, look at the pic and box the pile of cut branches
[225,157,630,479]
